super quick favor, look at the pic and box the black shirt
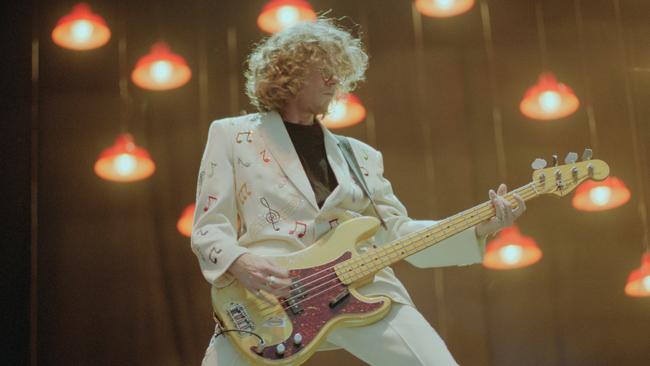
[283,121,338,208]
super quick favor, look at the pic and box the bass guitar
[211,151,609,365]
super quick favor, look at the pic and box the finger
[497,183,507,196]
[489,189,497,200]
[260,278,290,297]
[494,199,505,222]
[263,261,290,279]
[253,288,276,306]
[513,193,526,217]
[265,274,292,291]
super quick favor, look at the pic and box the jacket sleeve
[190,119,250,284]
[367,150,486,268]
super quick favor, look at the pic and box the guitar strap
[335,135,388,230]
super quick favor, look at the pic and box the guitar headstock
[530,149,610,197]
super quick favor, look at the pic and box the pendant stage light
[483,226,542,270]
[520,72,580,120]
[625,252,650,297]
[257,0,317,34]
[177,204,195,237]
[414,0,475,18]
[131,42,192,91]
[178,204,241,237]
[572,176,631,212]
[94,133,155,182]
[51,3,111,50]
[321,93,366,129]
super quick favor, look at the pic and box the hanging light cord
[574,0,600,153]
[535,0,549,71]
[479,0,507,184]
[613,0,650,251]
[117,0,129,133]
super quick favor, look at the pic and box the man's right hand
[228,253,292,298]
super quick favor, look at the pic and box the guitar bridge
[227,303,255,334]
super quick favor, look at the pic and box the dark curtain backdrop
[23,0,650,365]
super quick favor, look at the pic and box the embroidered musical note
[260,197,280,231]
[208,247,222,264]
[235,131,253,143]
[289,221,307,238]
[362,150,369,160]
[237,158,251,168]
[238,183,252,205]
[204,195,217,212]
[328,218,339,229]
[207,162,217,177]
[360,166,369,176]
[260,149,271,163]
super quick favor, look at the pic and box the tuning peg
[564,152,578,164]
[582,148,592,161]
[552,154,559,167]
[531,158,547,170]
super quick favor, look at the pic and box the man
[192,19,525,366]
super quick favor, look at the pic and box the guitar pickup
[286,298,304,315]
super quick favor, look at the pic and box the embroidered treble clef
[260,197,280,231]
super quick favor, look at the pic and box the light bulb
[328,101,347,122]
[538,90,561,113]
[643,275,650,292]
[435,0,455,10]
[276,5,300,27]
[499,244,523,265]
[71,20,94,43]
[589,186,612,206]
[150,60,173,83]
[114,153,137,176]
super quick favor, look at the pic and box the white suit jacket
[191,111,486,306]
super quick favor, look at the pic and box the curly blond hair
[245,18,368,112]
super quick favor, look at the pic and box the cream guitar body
[211,216,391,366]
[210,154,609,366]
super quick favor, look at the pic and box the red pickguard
[252,252,385,360]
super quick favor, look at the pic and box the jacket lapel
[319,122,352,211]
[258,111,319,211]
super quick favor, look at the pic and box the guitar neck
[336,182,540,284]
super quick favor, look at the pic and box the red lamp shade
[178,204,241,237]
[415,0,475,18]
[94,133,155,182]
[257,0,317,34]
[520,72,580,120]
[572,176,631,212]
[321,94,367,129]
[131,42,192,91]
[483,225,542,270]
[51,3,111,50]
[625,252,650,297]
[177,204,195,237]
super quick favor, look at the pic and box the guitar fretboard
[335,183,539,284]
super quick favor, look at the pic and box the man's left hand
[475,183,526,238]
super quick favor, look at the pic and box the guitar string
[256,183,541,318]
[254,171,594,317]
[254,182,539,316]
[257,182,539,315]
[263,183,533,302]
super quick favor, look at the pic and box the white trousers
[201,304,459,366]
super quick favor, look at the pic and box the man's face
[294,65,340,116]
